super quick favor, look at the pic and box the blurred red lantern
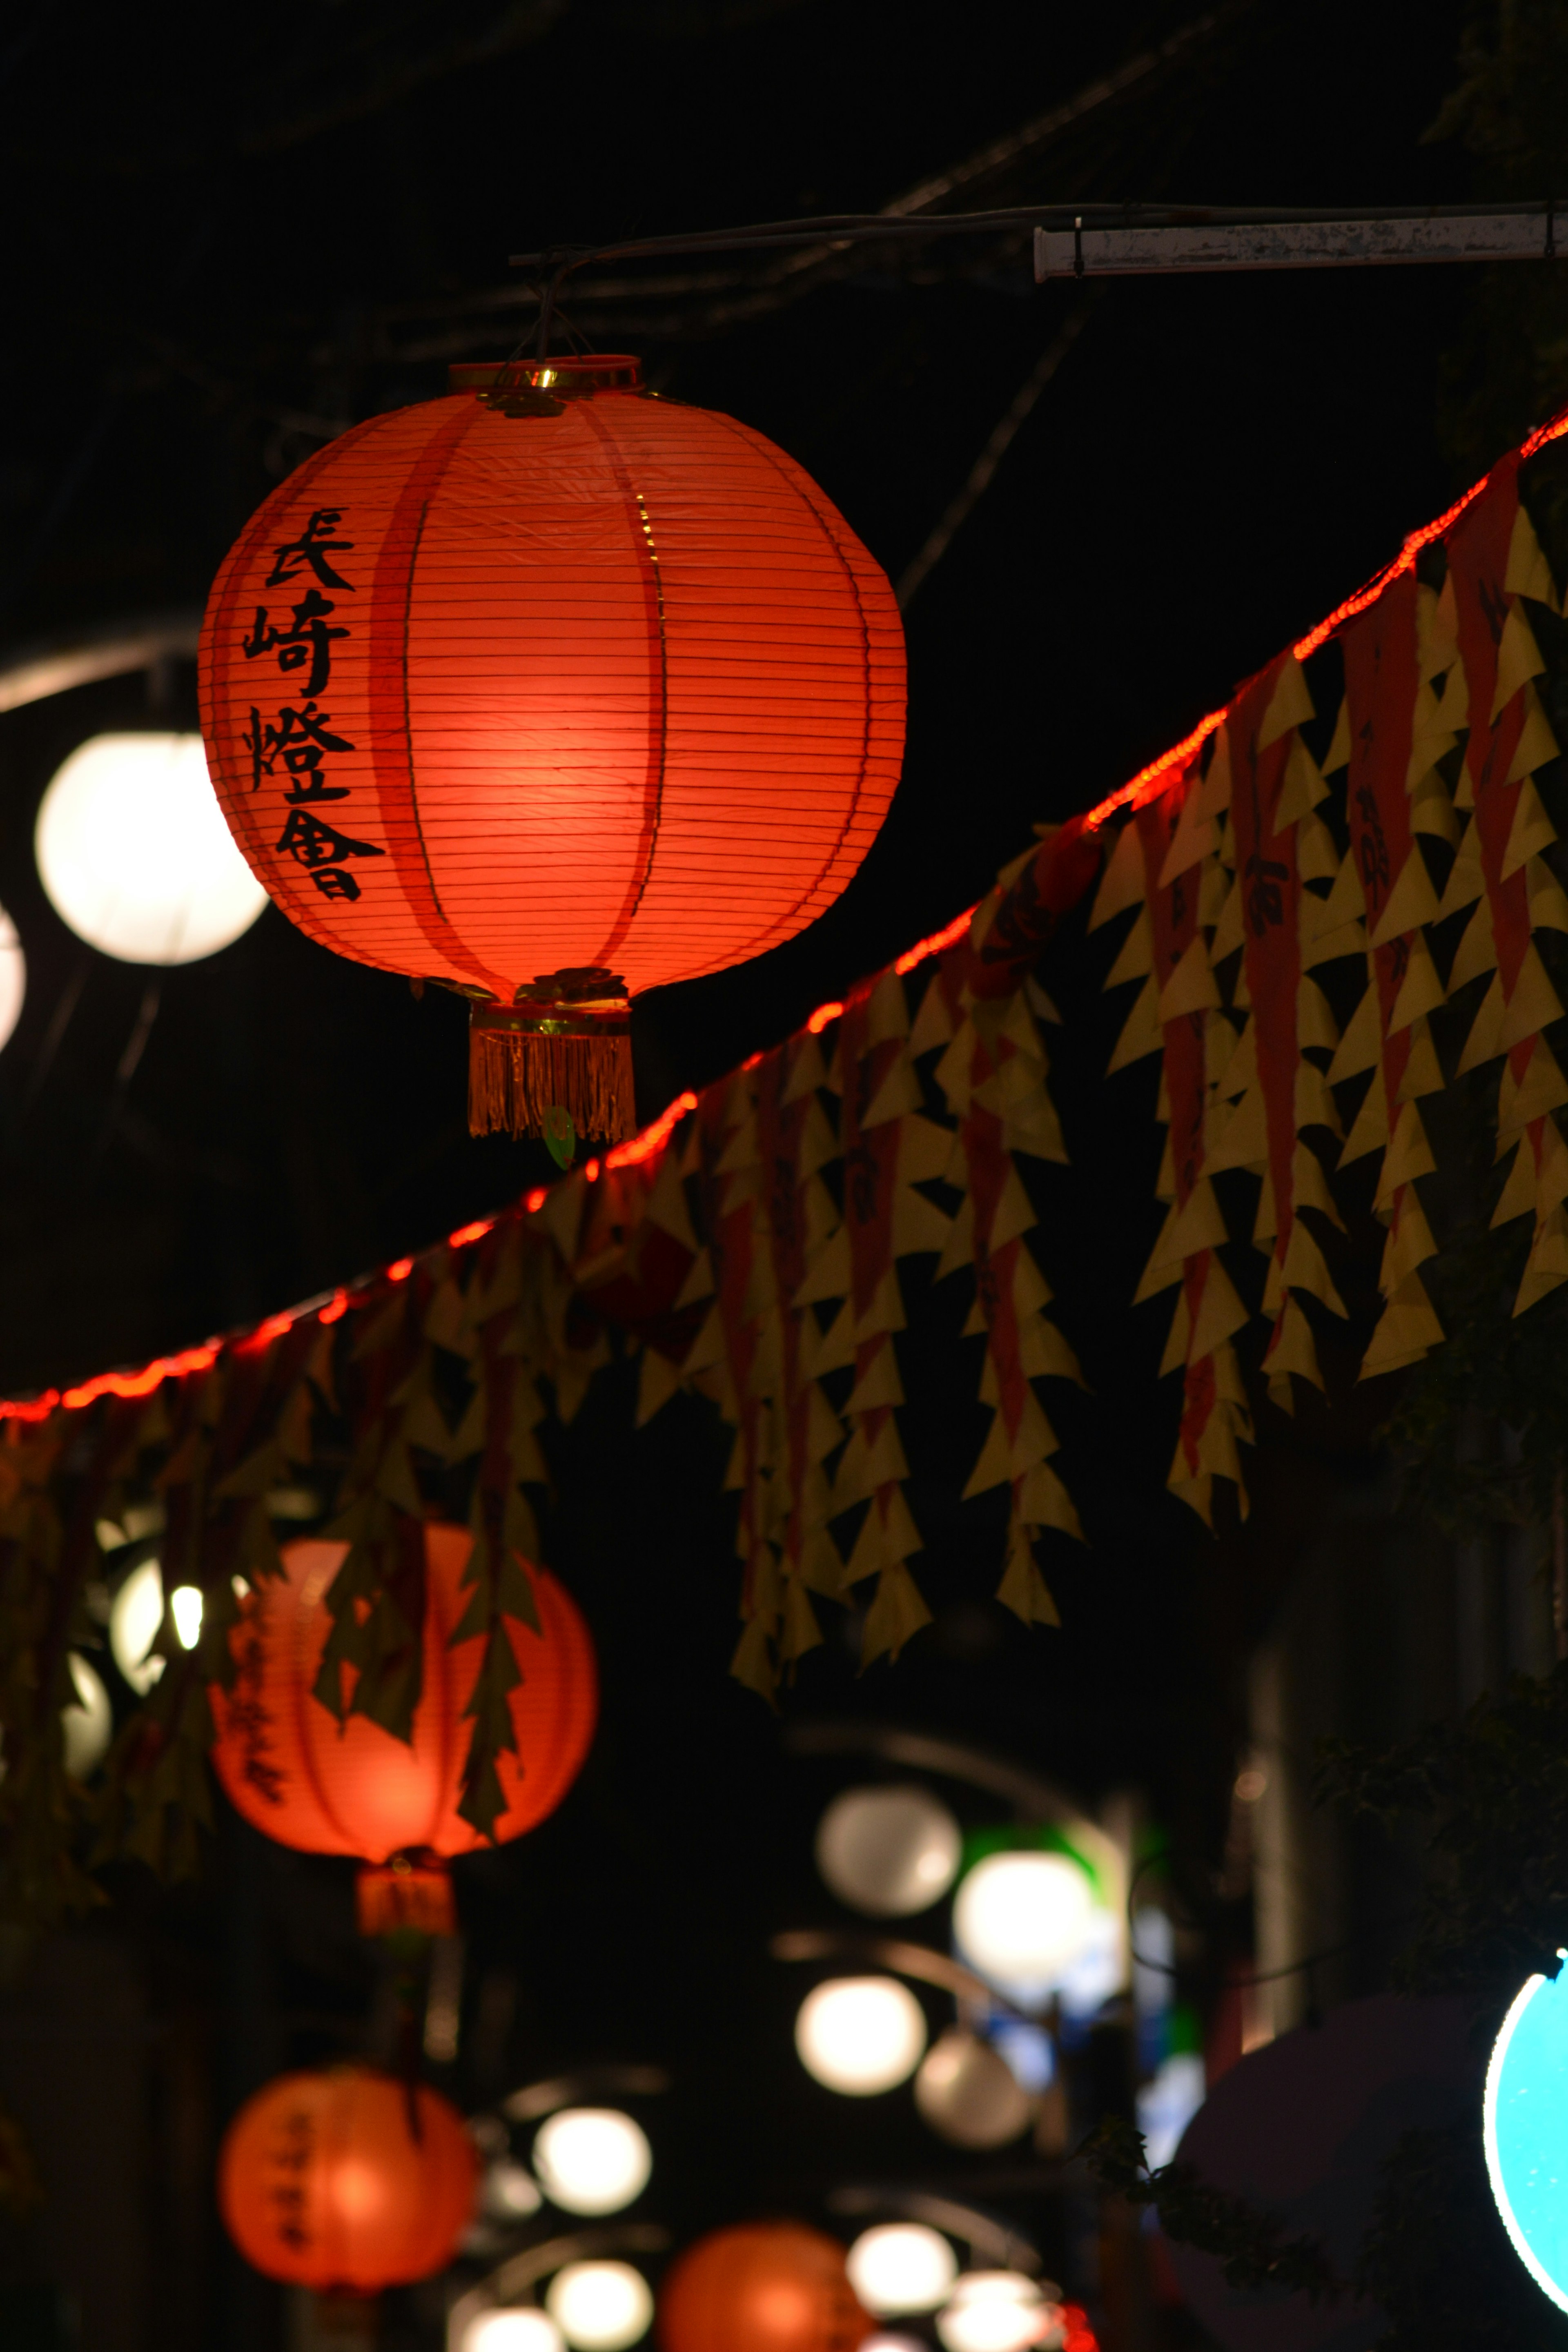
[198,352,905,1141]
[659,2223,870,2352]
[209,1523,597,1932]
[220,2065,476,2290]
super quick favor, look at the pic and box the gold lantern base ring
[468,971,635,1144]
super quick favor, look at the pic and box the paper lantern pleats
[198,353,904,1139]
[219,2065,476,2289]
[209,1523,597,1930]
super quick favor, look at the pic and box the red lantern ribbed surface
[658,2223,871,2352]
[198,354,904,1135]
[219,2066,476,2290]
[209,1525,597,1874]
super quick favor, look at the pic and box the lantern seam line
[667,408,884,976]
[289,1579,364,1856]
[574,400,670,973]
[366,397,513,1000]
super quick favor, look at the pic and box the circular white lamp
[915,2028,1034,2149]
[0,908,25,1056]
[816,1785,963,1917]
[533,2109,651,2216]
[847,2224,958,2315]
[463,2313,565,2352]
[109,1559,166,1694]
[36,733,267,965]
[545,2261,653,2352]
[935,2273,1049,2352]
[61,1654,112,1780]
[795,1976,927,2096]
[482,2158,543,2220]
[109,1561,202,1693]
[953,1852,1096,2007]
[1485,1958,1568,2311]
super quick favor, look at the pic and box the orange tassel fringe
[469,1027,635,1141]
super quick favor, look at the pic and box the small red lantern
[658,2223,870,2352]
[209,1523,597,1933]
[198,352,905,1141]
[219,2065,476,2290]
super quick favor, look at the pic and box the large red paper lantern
[219,2065,476,2290]
[658,2223,870,2352]
[209,1523,597,1932]
[198,352,905,1140]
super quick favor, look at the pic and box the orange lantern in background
[659,2223,871,2352]
[209,1523,597,1934]
[220,2065,476,2289]
[198,352,906,1141]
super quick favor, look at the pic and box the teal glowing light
[1484,1956,1568,2310]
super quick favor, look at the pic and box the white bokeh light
[953,1853,1096,2007]
[545,2261,653,2352]
[935,2274,1049,2352]
[483,2158,543,2220]
[815,1785,963,1917]
[0,908,25,1056]
[61,1654,111,1780]
[795,1976,927,2096]
[36,733,267,965]
[170,1584,203,1651]
[532,2109,651,2216]
[915,2028,1033,2149]
[462,2313,564,2352]
[848,2224,958,2314]
[109,1559,166,1694]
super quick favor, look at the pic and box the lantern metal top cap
[450,354,643,407]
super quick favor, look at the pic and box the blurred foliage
[1319,1663,1568,2010]
[1357,2116,1568,2350]
[1080,2116,1340,2298]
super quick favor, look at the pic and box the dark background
[0,3,1553,2347]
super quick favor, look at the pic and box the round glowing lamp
[915,2028,1033,2149]
[36,732,267,965]
[847,2225,957,2315]
[935,2274,1049,2352]
[109,1560,203,1694]
[463,2314,565,2352]
[532,2109,651,2216]
[795,1976,927,2096]
[0,908,25,1056]
[953,1852,1096,2008]
[482,2158,543,2220]
[815,1785,962,1917]
[546,2261,653,2352]
[1485,1958,1568,2310]
[862,2339,927,2352]
[61,1654,112,1780]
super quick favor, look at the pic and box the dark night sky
[0,4,1524,2343]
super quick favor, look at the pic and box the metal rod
[510,199,1562,277]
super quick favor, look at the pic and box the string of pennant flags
[7,405,1568,1906]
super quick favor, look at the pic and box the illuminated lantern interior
[198,353,904,1142]
[218,2065,476,2290]
[658,2222,870,2352]
[532,2107,651,2216]
[814,1785,962,1917]
[36,733,267,965]
[547,2260,654,2351]
[794,1976,927,2096]
[208,1522,597,1932]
